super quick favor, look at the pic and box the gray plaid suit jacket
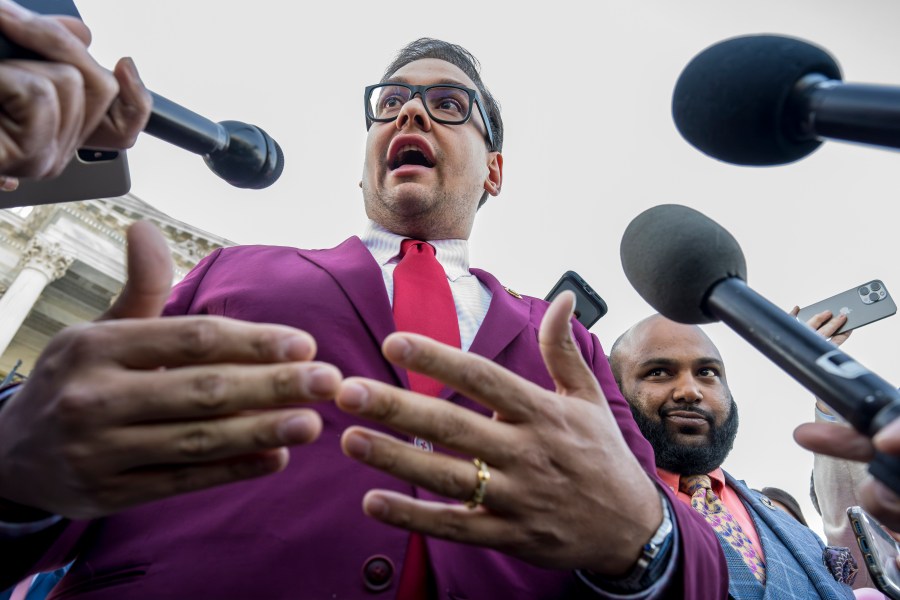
[721,473,855,599]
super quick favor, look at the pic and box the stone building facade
[0,195,233,383]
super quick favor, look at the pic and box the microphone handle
[145,92,229,156]
[789,75,900,150]
[705,277,900,494]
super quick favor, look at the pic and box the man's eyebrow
[694,357,724,368]
[635,357,724,370]
[385,76,471,87]
[636,358,677,370]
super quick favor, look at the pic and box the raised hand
[335,291,661,576]
[0,222,340,520]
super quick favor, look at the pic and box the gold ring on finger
[466,458,491,509]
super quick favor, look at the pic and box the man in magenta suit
[0,38,727,598]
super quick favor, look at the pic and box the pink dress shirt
[658,467,765,561]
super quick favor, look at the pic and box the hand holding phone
[796,280,897,335]
[848,506,900,599]
[0,0,149,205]
[545,271,608,330]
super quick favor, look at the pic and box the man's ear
[484,152,503,196]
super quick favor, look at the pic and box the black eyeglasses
[364,83,496,151]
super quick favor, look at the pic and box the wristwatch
[579,489,675,593]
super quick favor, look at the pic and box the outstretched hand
[796,418,900,530]
[335,291,661,576]
[791,304,900,530]
[0,222,340,520]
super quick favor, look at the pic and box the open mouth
[388,137,436,171]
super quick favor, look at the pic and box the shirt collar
[360,219,472,281]
[658,467,727,494]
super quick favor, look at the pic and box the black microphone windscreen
[672,34,842,166]
[620,204,747,324]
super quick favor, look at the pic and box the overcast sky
[76,0,900,538]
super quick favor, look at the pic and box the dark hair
[759,486,809,526]
[381,38,504,154]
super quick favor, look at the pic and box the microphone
[0,34,284,189]
[672,34,900,166]
[620,204,900,494]
[145,93,284,189]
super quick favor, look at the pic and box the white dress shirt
[360,220,492,352]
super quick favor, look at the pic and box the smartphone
[0,0,131,209]
[796,280,897,335]
[848,506,900,600]
[545,271,608,329]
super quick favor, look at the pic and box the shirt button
[361,555,394,592]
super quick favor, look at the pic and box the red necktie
[393,239,461,600]
[392,239,461,396]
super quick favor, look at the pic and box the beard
[630,399,739,476]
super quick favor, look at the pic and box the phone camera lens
[870,282,882,292]
[77,149,119,162]
[870,292,880,302]
[859,286,870,296]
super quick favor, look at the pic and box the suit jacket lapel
[292,249,532,396]
[468,268,531,363]
[296,237,407,387]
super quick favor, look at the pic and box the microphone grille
[672,34,842,166]
[620,204,747,324]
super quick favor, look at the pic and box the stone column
[0,238,74,356]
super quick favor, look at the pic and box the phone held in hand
[848,506,900,600]
[796,280,897,335]
[0,0,132,209]
[545,271,608,330]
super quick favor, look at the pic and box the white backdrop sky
[75,0,900,538]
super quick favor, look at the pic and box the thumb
[538,290,603,402]
[100,221,173,320]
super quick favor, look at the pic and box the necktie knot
[679,474,712,496]
[399,239,435,259]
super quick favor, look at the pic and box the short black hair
[381,38,504,154]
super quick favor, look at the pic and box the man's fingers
[336,380,511,462]
[91,448,290,518]
[0,2,117,139]
[874,417,900,454]
[361,490,510,546]
[84,57,152,150]
[794,422,875,461]
[859,480,900,532]
[85,362,340,424]
[54,15,92,46]
[52,317,319,370]
[0,176,19,191]
[99,409,322,472]
[380,334,541,421]
[538,291,604,402]
[0,62,65,176]
[102,221,174,320]
[342,427,511,505]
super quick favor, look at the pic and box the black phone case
[544,271,608,330]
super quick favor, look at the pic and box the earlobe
[484,152,503,196]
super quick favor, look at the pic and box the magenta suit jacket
[8,238,727,599]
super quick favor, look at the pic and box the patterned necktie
[392,239,461,600]
[680,474,767,585]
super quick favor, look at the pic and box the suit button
[362,555,394,592]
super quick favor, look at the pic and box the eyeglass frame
[364,82,497,152]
